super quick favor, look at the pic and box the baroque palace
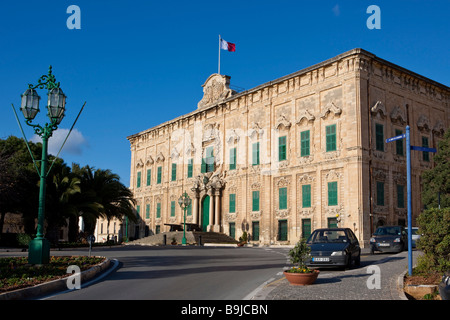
[99,48,449,247]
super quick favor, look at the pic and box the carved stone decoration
[320,101,342,119]
[275,115,292,130]
[146,156,154,166]
[226,129,240,144]
[136,159,144,168]
[186,143,196,156]
[198,74,234,109]
[275,208,290,219]
[432,120,445,137]
[296,109,315,124]
[370,101,387,118]
[249,122,264,139]
[155,152,165,163]
[390,106,407,124]
[417,114,430,132]
[170,147,180,160]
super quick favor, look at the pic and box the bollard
[199,235,202,246]
[163,234,167,245]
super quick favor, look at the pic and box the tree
[421,129,450,209]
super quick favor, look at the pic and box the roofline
[127,48,449,140]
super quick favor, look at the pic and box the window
[278,136,287,161]
[252,190,260,211]
[156,203,161,218]
[326,124,337,152]
[187,204,192,216]
[300,130,310,157]
[375,124,384,151]
[302,219,311,239]
[252,221,260,241]
[170,201,175,217]
[157,166,162,184]
[302,184,311,208]
[397,184,405,208]
[422,136,430,162]
[229,222,236,239]
[395,129,403,155]
[252,142,260,166]
[229,147,236,170]
[171,163,177,181]
[376,181,385,206]
[146,169,151,186]
[328,217,338,228]
[187,158,193,178]
[229,194,236,213]
[145,204,150,219]
[328,181,338,206]
[279,187,287,210]
[278,220,288,241]
[136,171,141,188]
[155,225,160,234]
[201,146,214,173]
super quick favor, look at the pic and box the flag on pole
[220,38,236,52]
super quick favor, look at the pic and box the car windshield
[307,230,348,244]
[373,226,402,236]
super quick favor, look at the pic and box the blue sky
[1,0,449,187]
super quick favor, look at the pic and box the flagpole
[218,34,221,75]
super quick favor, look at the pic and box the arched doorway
[201,195,210,231]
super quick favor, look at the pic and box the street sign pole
[405,126,413,277]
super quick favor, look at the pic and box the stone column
[208,189,214,231]
[214,190,221,232]
[192,194,199,225]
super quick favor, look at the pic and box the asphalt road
[41,245,289,300]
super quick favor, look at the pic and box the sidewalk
[251,250,418,300]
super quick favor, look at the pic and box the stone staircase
[126,231,239,246]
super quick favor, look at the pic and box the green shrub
[16,233,32,247]
[415,208,450,274]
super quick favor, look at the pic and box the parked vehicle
[439,272,450,300]
[410,227,421,248]
[370,226,407,254]
[305,228,361,269]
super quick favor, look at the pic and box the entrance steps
[126,231,239,246]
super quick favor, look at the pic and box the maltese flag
[220,38,236,52]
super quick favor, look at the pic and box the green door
[202,195,210,232]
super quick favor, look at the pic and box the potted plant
[171,237,177,245]
[283,238,319,285]
[238,231,248,247]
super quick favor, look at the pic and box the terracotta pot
[283,270,320,286]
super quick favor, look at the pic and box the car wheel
[355,252,361,267]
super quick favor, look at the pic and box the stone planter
[284,269,320,286]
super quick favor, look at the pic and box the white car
[410,227,421,248]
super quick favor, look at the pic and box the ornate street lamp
[178,191,192,246]
[16,66,67,264]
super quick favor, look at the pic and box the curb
[0,257,112,300]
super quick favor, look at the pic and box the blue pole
[405,126,413,276]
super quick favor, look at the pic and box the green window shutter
[229,222,236,239]
[375,124,384,151]
[252,190,260,211]
[328,181,338,206]
[252,142,260,165]
[229,147,236,170]
[328,217,338,228]
[157,166,162,184]
[187,204,192,216]
[205,146,214,173]
[279,187,287,210]
[278,136,286,161]
[171,201,175,216]
[146,169,151,186]
[145,204,150,219]
[302,184,311,208]
[252,221,260,241]
[397,184,405,208]
[156,203,161,218]
[229,194,236,213]
[422,136,430,161]
[300,130,310,157]
[302,219,311,239]
[326,124,336,152]
[171,163,177,181]
[278,220,288,241]
[136,171,141,188]
[201,158,206,173]
[187,158,193,178]
[395,129,404,155]
[376,181,385,206]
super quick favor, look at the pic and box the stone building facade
[125,48,449,247]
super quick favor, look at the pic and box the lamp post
[178,191,192,246]
[20,66,66,265]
